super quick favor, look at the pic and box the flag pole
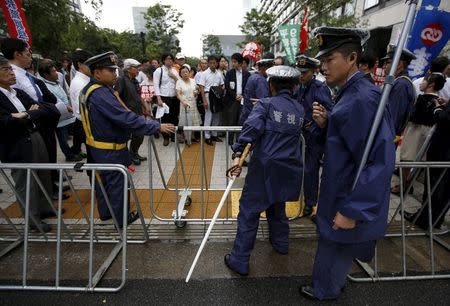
[351,0,418,191]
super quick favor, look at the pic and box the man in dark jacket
[222,53,251,145]
[0,56,61,233]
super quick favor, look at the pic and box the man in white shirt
[153,53,180,146]
[413,56,450,99]
[198,55,224,145]
[69,49,93,157]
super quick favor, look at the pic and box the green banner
[277,24,300,65]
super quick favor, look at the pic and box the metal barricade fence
[0,163,148,292]
[349,161,450,282]
[147,126,306,227]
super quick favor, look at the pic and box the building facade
[217,35,247,57]
[132,7,148,34]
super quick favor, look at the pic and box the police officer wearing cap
[295,54,333,218]
[382,45,416,141]
[299,27,395,300]
[80,51,175,227]
[239,52,274,125]
[225,65,305,276]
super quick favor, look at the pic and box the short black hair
[333,42,362,65]
[207,55,218,62]
[425,73,446,91]
[0,55,9,66]
[72,50,93,71]
[179,65,190,76]
[38,60,56,77]
[243,57,250,66]
[0,38,28,60]
[430,56,450,73]
[269,77,298,93]
[161,53,174,62]
[144,65,156,75]
[360,52,376,69]
[220,55,229,63]
[231,53,243,64]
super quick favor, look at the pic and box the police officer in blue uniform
[224,65,305,276]
[299,27,396,300]
[295,54,333,217]
[382,45,416,139]
[239,53,274,125]
[80,52,175,227]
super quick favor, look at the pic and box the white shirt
[153,66,179,97]
[413,76,450,99]
[198,68,224,92]
[194,70,203,85]
[0,86,27,112]
[136,70,148,84]
[69,71,90,120]
[11,63,42,102]
[236,69,243,96]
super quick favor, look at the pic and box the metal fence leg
[151,137,168,189]
[425,168,435,276]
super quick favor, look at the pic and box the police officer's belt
[79,84,127,151]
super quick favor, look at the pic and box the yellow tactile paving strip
[2,142,305,220]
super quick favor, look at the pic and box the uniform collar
[276,89,292,97]
[335,71,365,103]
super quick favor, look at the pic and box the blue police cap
[381,44,416,62]
[266,65,301,80]
[312,27,370,58]
[296,54,321,72]
[85,51,119,70]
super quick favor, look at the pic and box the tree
[239,8,276,52]
[143,3,184,60]
[202,34,222,57]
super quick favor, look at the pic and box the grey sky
[80,0,248,57]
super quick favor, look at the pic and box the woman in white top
[176,65,202,145]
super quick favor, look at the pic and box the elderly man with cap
[295,54,333,219]
[224,65,305,276]
[382,45,416,140]
[239,52,274,125]
[80,51,175,227]
[114,58,147,165]
[299,27,395,300]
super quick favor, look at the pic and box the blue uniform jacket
[387,70,415,135]
[240,72,269,125]
[317,72,396,243]
[232,90,304,212]
[84,82,160,165]
[296,78,333,144]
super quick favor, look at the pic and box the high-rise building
[133,7,148,34]
[218,35,247,57]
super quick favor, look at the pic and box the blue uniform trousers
[303,132,322,208]
[229,202,289,274]
[312,238,376,300]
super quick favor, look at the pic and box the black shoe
[66,154,83,162]
[299,285,317,300]
[100,215,112,221]
[212,136,223,142]
[41,208,66,219]
[205,139,214,146]
[79,152,87,159]
[30,221,52,233]
[224,254,248,276]
[136,154,147,161]
[131,157,141,166]
[53,184,70,192]
[302,205,314,217]
[403,211,416,223]
[52,193,70,201]
[118,211,140,228]
[269,239,288,255]
[163,138,170,146]
[310,214,317,224]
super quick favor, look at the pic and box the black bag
[209,85,225,113]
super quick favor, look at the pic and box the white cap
[175,53,186,59]
[123,58,141,70]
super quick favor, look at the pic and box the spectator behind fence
[223,53,250,145]
[176,65,202,145]
[1,38,64,200]
[359,52,376,84]
[153,53,180,146]
[0,56,61,233]
[39,60,81,162]
[115,58,147,165]
[413,56,450,99]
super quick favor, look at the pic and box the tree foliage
[143,3,184,60]
[202,34,222,57]
[239,8,276,52]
